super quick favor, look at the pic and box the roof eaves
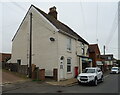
[58,29,78,40]
[12,5,34,41]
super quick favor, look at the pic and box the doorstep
[46,78,77,86]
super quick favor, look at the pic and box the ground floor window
[17,59,21,65]
[82,60,90,71]
[67,58,71,72]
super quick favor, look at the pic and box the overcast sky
[0,1,119,59]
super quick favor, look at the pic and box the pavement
[0,69,2,85]
[46,78,77,86]
[0,69,2,94]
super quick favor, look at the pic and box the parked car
[110,67,120,74]
[77,67,103,86]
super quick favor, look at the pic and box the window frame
[67,57,72,73]
[67,38,72,51]
[81,43,85,55]
[82,48,85,55]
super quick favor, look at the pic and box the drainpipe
[29,13,32,78]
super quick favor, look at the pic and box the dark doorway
[17,59,21,65]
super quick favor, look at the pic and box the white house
[10,5,90,81]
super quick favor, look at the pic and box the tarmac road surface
[2,74,119,93]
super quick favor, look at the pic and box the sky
[0,0,119,59]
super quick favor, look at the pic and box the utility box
[39,69,45,80]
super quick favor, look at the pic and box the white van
[110,67,120,74]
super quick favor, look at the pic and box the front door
[60,60,64,80]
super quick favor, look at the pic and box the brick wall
[0,53,11,62]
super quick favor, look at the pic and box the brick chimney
[48,6,58,19]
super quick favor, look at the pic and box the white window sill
[67,72,72,74]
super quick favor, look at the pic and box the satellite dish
[50,37,55,41]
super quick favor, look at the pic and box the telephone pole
[103,45,105,55]
[29,13,32,78]
[118,1,120,60]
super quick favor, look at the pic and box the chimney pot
[48,6,57,19]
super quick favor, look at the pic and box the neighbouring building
[0,53,11,63]
[100,54,114,70]
[89,44,103,70]
[10,5,90,81]
[112,58,117,66]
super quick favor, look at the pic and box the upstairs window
[82,48,85,55]
[108,57,111,60]
[86,48,89,55]
[67,38,72,51]
[81,43,85,55]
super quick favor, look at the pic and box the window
[17,59,21,65]
[108,57,111,60]
[67,58,72,72]
[84,69,95,73]
[67,38,72,51]
[82,48,85,55]
[86,48,89,55]
[81,43,85,55]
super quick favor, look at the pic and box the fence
[3,63,28,75]
[18,65,28,75]
[2,63,47,81]
[3,63,19,72]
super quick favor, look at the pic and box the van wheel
[101,76,104,82]
[93,78,98,86]
[78,81,81,85]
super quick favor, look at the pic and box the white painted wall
[57,32,82,80]
[11,16,29,65]
[31,7,59,76]
[11,7,59,77]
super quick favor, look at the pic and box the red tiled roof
[89,44,100,53]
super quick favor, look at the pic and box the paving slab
[46,78,77,86]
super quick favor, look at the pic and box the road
[2,74,119,93]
